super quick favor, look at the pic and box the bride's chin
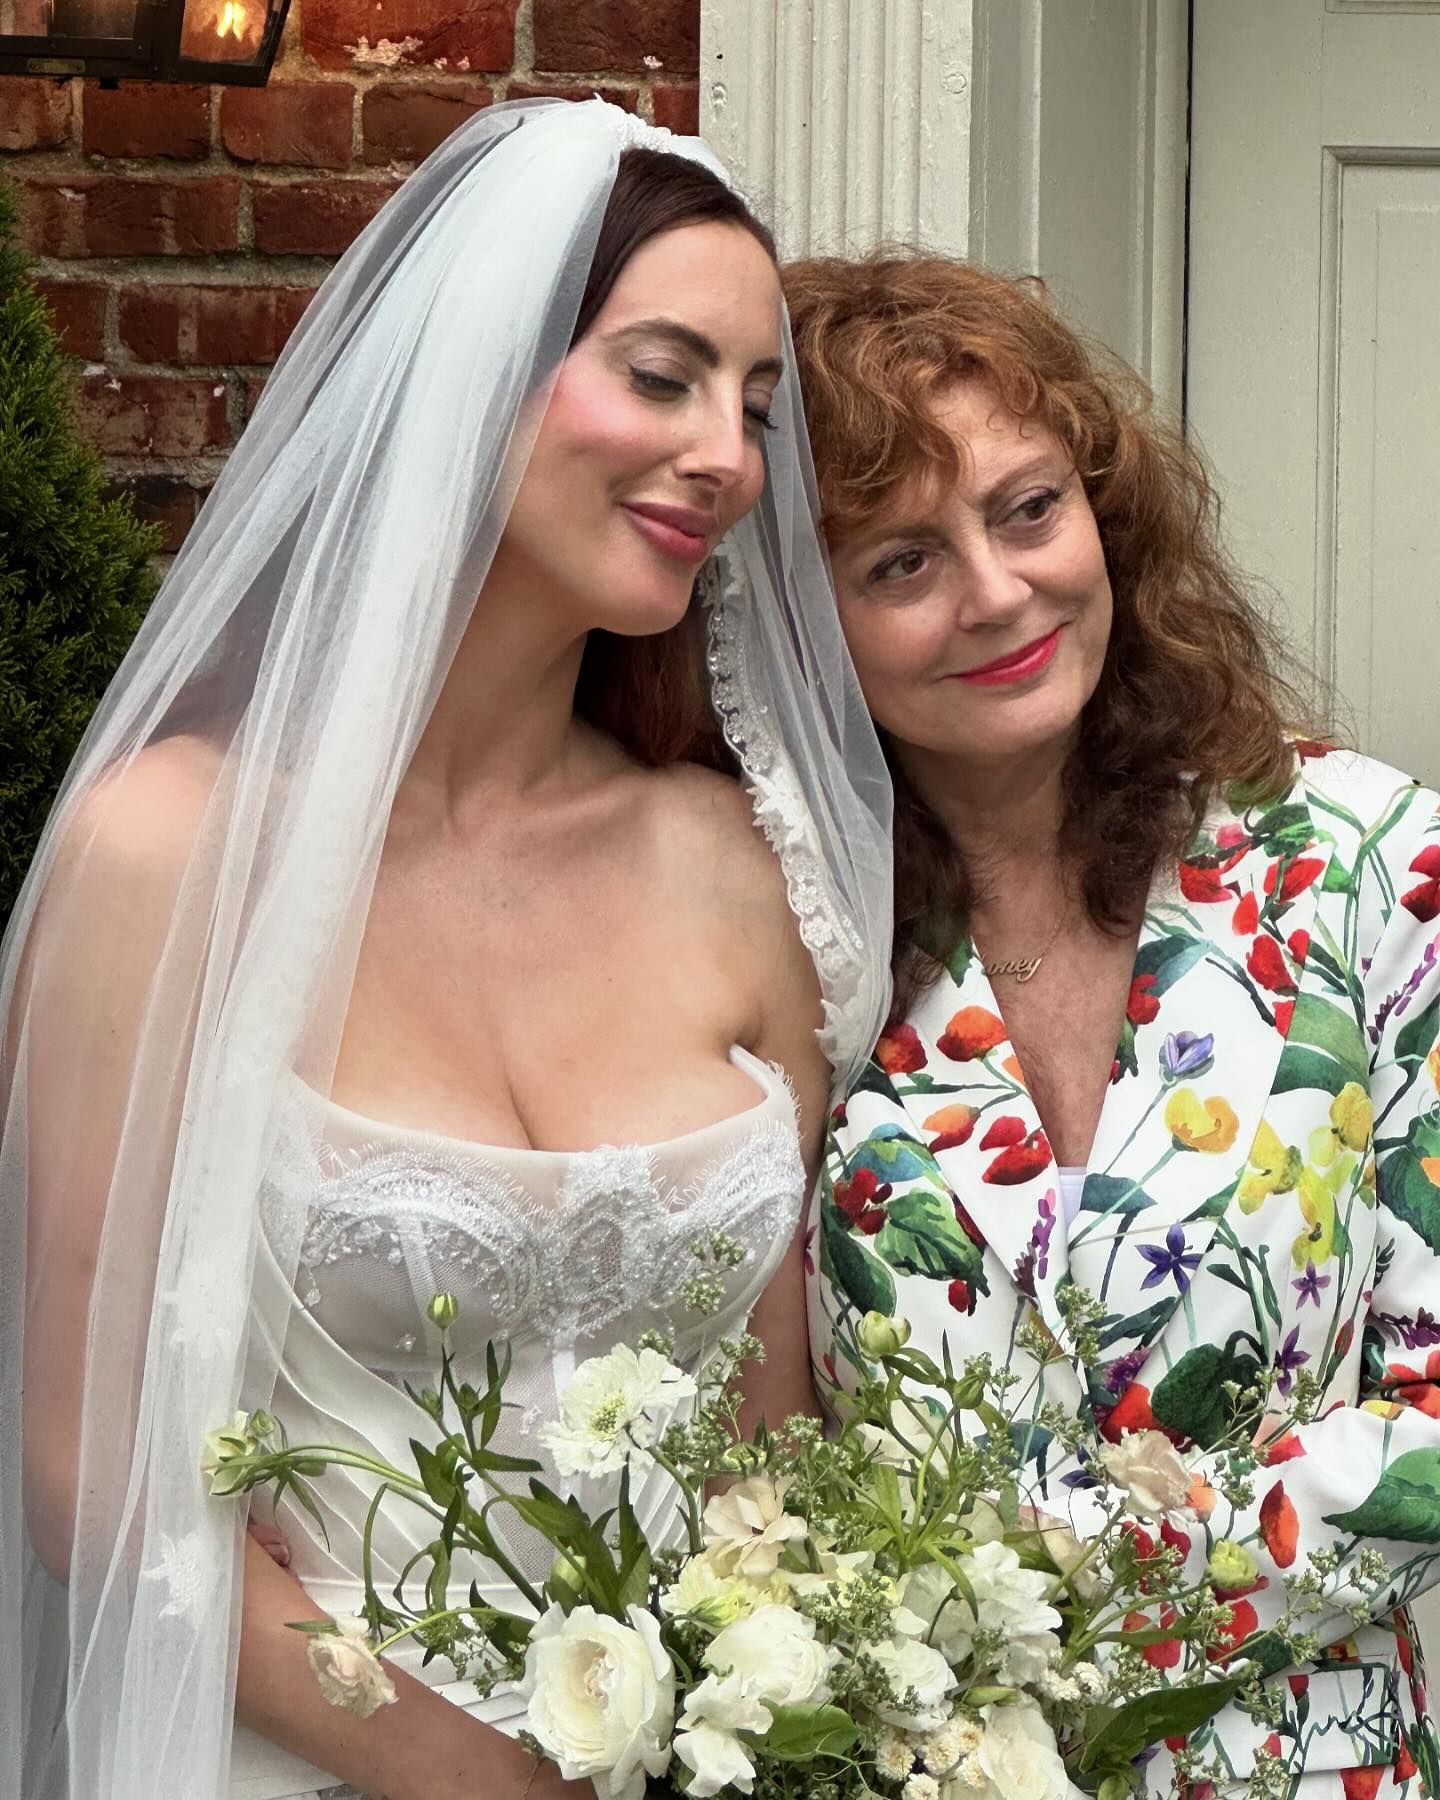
[591,586,697,640]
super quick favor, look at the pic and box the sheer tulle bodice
[231,1046,806,1798]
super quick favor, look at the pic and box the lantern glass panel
[1,0,141,36]
[180,0,264,61]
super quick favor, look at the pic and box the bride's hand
[246,1517,291,1568]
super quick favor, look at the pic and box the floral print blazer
[809,749,1440,1799]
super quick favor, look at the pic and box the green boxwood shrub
[0,175,157,935]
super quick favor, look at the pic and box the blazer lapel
[1071,760,1334,1363]
[887,940,1074,1341]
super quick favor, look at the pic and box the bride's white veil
[0,97,890,1799]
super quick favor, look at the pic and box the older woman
[786,255,1440,1797]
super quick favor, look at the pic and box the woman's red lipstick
[952,627,1062,687]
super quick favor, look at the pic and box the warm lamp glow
[180,0,260,56]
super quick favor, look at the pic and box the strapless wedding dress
[229,1047,805,1799]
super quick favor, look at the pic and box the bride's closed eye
[628,365,776,435]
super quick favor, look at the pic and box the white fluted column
[700,0,974,259]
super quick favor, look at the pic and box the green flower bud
[548,1550,588,1604]
[857,1311,912,1359]
[965,1686,1017,1707]
[1099,1775,1136,1800]
[1207,1538,1260,1592]
[426,1293,460,1330]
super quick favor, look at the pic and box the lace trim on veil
[705,559,871,1076]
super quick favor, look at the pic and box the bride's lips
[621,501,714,564]
[951,626,1063,687]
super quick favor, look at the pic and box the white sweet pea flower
[778,1543,874,1601]
[659,1548,769,1628]
[540,1346,697,1479]
[1015,1505,1102,1601]
[674,1671,771,1797]
[1098,1428,1194,1522]
[703,1473,806,1577]
[704,1602,836,1706]
[868,1635,959,1732]
[304,1618,397,1719]
[974,1698,1070,1800]
[519,1602,675,1800]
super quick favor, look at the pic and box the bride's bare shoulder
[49,734,227,898]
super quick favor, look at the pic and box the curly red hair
[781,255,1313,1014]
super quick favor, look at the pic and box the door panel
[1187,0,1440,785]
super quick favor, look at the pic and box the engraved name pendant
[983,955,1044,984]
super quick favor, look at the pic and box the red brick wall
[0,0,700,549]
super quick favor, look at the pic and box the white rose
[705,1603,836,1706]
[519,1602,675,1800]
[703,1474,807,1578]
[1098,1428,1194,1522]
[868,1635,959,1732]
[974,1699,1069,1800]
[674,1671,772,1797]
[304,1619,397,1719]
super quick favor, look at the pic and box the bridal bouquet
[207,1244,1352,1800]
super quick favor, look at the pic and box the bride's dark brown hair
[570,147,774,772]
[782,254,1311,1016]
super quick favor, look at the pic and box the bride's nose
[673,397,753,492]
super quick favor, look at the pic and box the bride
[0,100,891,1800]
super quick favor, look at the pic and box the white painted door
[1187,0,1440,788]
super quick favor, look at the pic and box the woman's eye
[743,403,777,434]
[873,548,929,583]
[629,367,688,400]
[1008,486,1063,526]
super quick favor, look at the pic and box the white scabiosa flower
[903,1775,941,1800]
[540,1345,696,1479]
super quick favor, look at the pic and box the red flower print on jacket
[947,1278,975,1314]
[1402,844,1440,923]
[1394,1738,1419,1784]
[833,1168,890,1236]
[1179,862,1232,904]
[1232,890,1260,935]
[938,1006,1008,1062]
[1126,973,1161,1026]
[1264,856,1325,905]
[982,1129,1053,1185]
[1247,932,1295,993]
[923,1103,979,1152]
[1339,1768,1385,1800]
[1259,1480,1300,1568]
[875,1022,927,1074]
[1273,999,1295,1037]
[978,1114,1026,1151]
[1208,1596,1258,1663]
[1101,1381,1161,1442]
[1382,1348,1440,1417]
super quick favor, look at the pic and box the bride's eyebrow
[607,317,783,379]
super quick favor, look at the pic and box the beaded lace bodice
[258,1046,805,1591]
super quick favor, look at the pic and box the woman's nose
[674,399,752,491]
[953,537,1031,626]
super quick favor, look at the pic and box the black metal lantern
[0,0,289,83]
